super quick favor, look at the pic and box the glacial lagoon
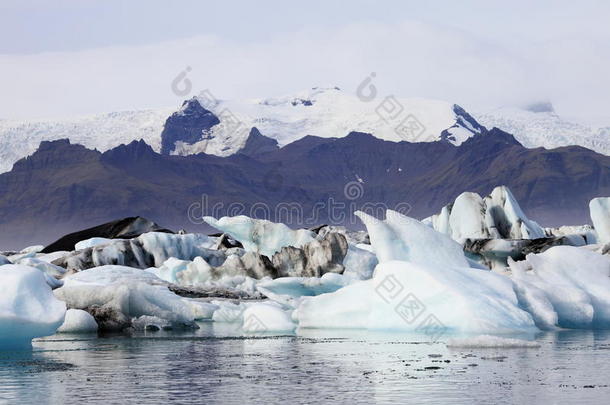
[2,326,610,405]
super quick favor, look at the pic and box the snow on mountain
[476,105,610,156]
[173,87,483,156]
[0,109,172,173]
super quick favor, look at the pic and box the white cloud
[0,18,608,126]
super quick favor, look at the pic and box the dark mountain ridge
[1,129,609,250]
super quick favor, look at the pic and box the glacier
[0,265,66,349]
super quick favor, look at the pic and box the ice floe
[0,265,66,349]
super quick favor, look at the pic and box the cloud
[0,18,608,125]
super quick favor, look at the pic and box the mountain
[0,88,484,174]
[0,108,172,174]
[3,88,610,176]
[1,129,609,250]
[476,105,610,156]
[171,87,485,156]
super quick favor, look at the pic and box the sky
[1,0,609,125]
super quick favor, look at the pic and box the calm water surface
[1,324,609,404]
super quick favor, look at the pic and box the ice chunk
[242,302,295,332]
[355,210,469,268]
[342,244,378,280]
[203,215,316,257]
[212,300,247,323]
[74,237,115,250]
[447,335,540,348]
[54,265,198,330]
[257,273,352,307]
[509,246,610,329]
[57,309,98,333]
[56,232,221,271]
[20,245,45,254]
[295,261,536,334]
[184,300,219,320]
[484,186,545,239]
[590,197,610,244]
[449,192,488,242]
[0,265,66,349]
[0,255,10,265]
[425,186,545,241]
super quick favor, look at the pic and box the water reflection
[0,328,609,404]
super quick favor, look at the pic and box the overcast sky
[1,0,609,125]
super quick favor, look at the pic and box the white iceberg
[242,302,295,332]
[509,246,610,329]
[0,265,66,349]
[425,186,545,242]
[590,197,610,244]
[295,260,536,333]
[355,210,469,268]
[257,273,352,307]
[203,215,316,257]
[57,309,98,333]
[54,265,199,329]
[74,237,116,250]
[342,244,378,280]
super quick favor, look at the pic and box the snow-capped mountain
[476,104,610,156]
[171,87,484,156]
[2,87,610,175]
[0,109,172,173]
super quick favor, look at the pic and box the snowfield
[2,88,609,175]
[0,108,172,173]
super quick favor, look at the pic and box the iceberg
[295,260,536,333]
[0,265,66,349]
[242,302,295,332]
[55,232,221,271]
[590,197,610,244]
[0,255,11,265]
[203,215,316,257]
[57,309,98,333]
[509,246,610,329]
[425,186,545,242]
[355,210,469,268]
[54,266,200,330]
[74,237,116,251]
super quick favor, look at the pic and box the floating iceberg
[55,232,221,271]
[590,197,610,244]
[203,215,316,257]
[296,260,536,333]
[242,302,295,332]
[509,246,610,329]
[57,309,98,333]
[257,273,352,307]
[54,266,200,330]
[425,186,545,242]
[0,265,66,349]
[74,237,116,251]
[355,210,469,268]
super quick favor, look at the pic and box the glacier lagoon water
[1,325,610,404]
